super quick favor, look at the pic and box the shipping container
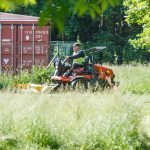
[0,12,50,74]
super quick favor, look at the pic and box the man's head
[72,42,80,53]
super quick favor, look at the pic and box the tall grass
[111,64,150,94]
[0,65,149,149]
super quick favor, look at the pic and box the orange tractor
[50,47,117,91]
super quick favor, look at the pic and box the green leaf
[0,0,36,11]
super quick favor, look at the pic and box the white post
[20,24,23,72]
[11,24,14,74]
[32,24,35,66]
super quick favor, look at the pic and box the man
[63,42,85,77]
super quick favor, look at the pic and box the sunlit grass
[0,65,149,149]
[111,64,150,93]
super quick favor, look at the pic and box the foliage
[30,66,54,84]
[0,66,54,90]
[39,0,121,31]
[68,5,130,64]
[124,0,150,50]
[13,71,31,84]
[83,32,149,64]
[63,4,149,64]
[0,0,36,11]
[12,66,54,85]
[0,75,13,90]
[63,14,101,42]
[12,0,46,16]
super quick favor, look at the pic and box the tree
[0,0,36,10]
[13,0,46,16]
[63,14,100,41]
[39,0,121,31]
[124,0,150,51]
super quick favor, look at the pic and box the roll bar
[84,46,106,54]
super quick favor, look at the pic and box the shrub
[0,75,13,90]
[12,71,31,84]
[30,66,54,84]
[0,65,55,90]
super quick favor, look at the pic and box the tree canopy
[0,0,36,10]
[124,0,150,50]
[39,0,121,31]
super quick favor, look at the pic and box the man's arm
[69,50,85,60]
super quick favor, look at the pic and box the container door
[34,26,49,67]
[17,25,49,72]
[17,25,34,72]
[1,24,16,74]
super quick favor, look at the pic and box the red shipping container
[0,12,50,74]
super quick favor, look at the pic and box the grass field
[0,65,150,149]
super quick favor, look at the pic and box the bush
[30,66,54,84]
[12,71,31,84]
[0,75,13,90]
[0,65,55,90]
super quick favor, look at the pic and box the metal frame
[46,51,59,69]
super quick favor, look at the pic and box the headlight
[105,70,110,75]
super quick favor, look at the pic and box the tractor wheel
[71,79,88,91]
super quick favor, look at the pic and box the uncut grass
[0,92,149,149]
[111,65,150,94]
[0,65,149,149]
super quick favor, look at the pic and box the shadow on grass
[23,120,61,149]
[140,133,150,150]
[0,136,17,150]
